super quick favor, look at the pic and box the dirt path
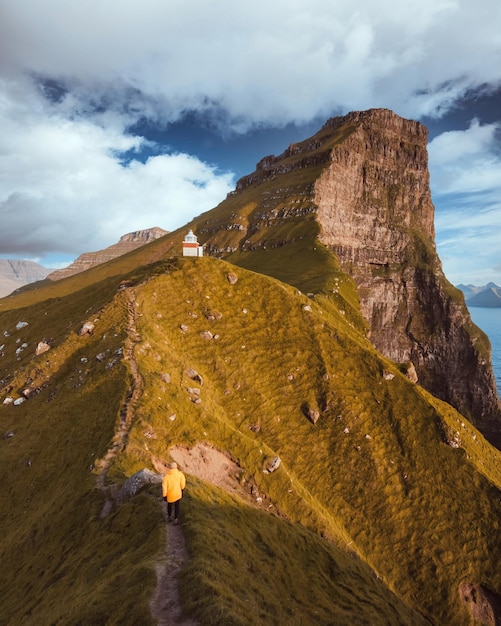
[150,502,199,626]
[151,443,246,625]
[93,290,262,625]
[94,288,144,516]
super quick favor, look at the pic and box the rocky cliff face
[0,259,52,298]
[197,109,501,444]
[313,110,500,439]
[47,227,168,281]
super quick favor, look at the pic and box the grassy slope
[116,256,501,624]
[0,281,162,624]
[0,252,500,623]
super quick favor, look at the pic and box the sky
[0,0,500,286]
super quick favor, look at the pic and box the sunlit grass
[1,249,500,624]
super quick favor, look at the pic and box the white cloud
[0,79,234,262]
[1,0,500,275]
[429,121,501,284]
[1,0,500,127]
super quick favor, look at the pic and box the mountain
[0,259,52,298]
[194,108,501,442]
[457,283,501,307]
[46,227,169,281]
[1,109,501,625]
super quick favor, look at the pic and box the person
[162,462,186,525]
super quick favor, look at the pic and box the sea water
[468,307,501,398]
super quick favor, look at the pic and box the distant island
[456,282,501,307]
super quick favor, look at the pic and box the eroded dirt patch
[170,442,244,496]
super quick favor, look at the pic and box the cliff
[193,109,501,444]
[47,227,168,281]
[0,259,52,298]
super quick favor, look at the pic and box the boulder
[405,362,419,383]
[185,367,203,384]
[117,469,162,503]
[36,341,51,356]
[79,322,95,336]
[459,583,501,626]
[302,402,320,424]
[263,456,281,474]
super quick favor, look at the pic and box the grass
[0,153,500,623]
[0,279,163,624]
[112,256,501,624]
[1,243,501,625]
[178,477,427,626]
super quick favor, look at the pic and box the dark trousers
[167,499,180,519]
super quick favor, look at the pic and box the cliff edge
[194,108,501,444]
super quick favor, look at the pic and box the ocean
[468,307,501,398]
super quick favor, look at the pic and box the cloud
[429,121,501,283]
[1,0,500,273]
[0,79,234,261]
[1,0,500,129]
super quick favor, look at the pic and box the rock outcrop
[47,227,168,281]
[196,108,501,444]
[312,110,500,440]
[460,583,501,626]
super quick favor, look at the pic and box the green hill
[1,251,501,624]
[1,109,501,625]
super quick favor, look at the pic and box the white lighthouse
[182,229,204,257]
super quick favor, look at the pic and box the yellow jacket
[162,467,186,503]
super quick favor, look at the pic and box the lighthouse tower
[182,229,204,257]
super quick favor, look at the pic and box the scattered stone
[4,430,15,439]
[16,321,29,330]
[459,582,501,626]
[302,402,320,424]
[343,427,350,434]
[13,398,25,405]
[263,456,281,474]
[169,414,177,421]
[190,396,202,404]
[303,304,312,312]
[185,367,203,384]
[3,397,14,405]
[204,308,222,321]
[179,324,189,333]
[21,387,38,399]
[405,362,419,383]
[160,373,172,384]
[248,423,261,433]
[117,468,162,503]
[36,341,51,356]
[382,369,395,380]
[187,387,201,396]
[200,330,213,340]
[96,352,106,362]
[226,272,238,284]
[79,322,95,336]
